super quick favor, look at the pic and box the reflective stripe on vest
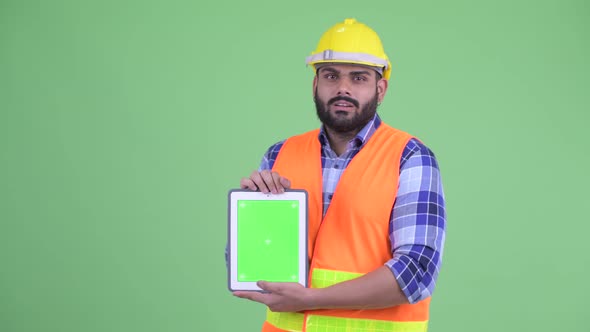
[306,316,428,332]
[266,311,428,332]
[266,311,304,332]
[265,269,428,332]
[310,268,362,288]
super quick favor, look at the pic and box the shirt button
[334,164,340,169]
[328,194,333,199]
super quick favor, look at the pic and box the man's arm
[386,139,446,303]
[234,139,446,311]
[234,265,407,312]
[306,265,408,309]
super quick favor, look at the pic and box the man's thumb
[257,281,277,293]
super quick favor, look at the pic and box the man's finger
[250,171,269,193]
[271,172,284,193]
[257,281,281,294]
[279,177,291,189]
[260,171,278,194]
[240,178,257,190]
[233,291,268,304]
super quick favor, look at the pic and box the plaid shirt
[259,114,446,304]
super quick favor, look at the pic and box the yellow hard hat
[306,18,391,80]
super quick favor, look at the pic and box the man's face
[313,64,387,134]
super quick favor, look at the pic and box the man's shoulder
[401,137,439,168]
[403,137,435,154]
[263,140,286,158]
[377,122,438,165]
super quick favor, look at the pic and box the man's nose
[336,79,352,96]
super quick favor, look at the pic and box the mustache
[327,96,359,108]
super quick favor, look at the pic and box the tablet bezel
[227,189,308,292]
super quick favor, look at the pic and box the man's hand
[233,281,315,312]
[240,170,291,194]
[233,267,409,311]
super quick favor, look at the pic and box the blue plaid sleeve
[385,138,447,304]
[258,140,285,171]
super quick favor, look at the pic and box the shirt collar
[318,113,382,148]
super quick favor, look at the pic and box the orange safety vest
[262,123,431,332]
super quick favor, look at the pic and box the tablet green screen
[237,200,300,282]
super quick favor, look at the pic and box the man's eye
[353,76,367,81]
[325,74,337,80]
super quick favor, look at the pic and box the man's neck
[324,127,359,157]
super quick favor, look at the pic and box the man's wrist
[303,286,324,311]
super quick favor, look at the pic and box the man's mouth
[333,101,354,108]
[328,96,359,110]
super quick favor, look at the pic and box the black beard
[314,89,379,133]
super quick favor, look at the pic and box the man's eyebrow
[349,70,372,76]
[318,67,373,77]
[319,67,339,74]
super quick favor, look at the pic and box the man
[233,18,446,332]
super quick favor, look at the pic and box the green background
[237,200,299,282]
[1,0,588,331]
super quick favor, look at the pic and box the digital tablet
[228,189,308,292]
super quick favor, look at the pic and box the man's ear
[312,75,318,96]
[377,78,388,103]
